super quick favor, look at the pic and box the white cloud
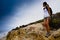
[6,1,43,29]
[7,0,60,29]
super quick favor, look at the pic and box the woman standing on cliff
[43,2,52,37]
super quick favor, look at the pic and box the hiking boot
[45,32,51,37]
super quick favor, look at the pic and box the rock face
[48,29,60,40]
[6,23,47,40]
[6,23,60,40]
[6,12,60,40]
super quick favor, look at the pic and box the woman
[43,2,52,37]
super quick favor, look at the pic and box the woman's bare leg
[44,18,50,37]
[46,18,50,33]
[44,19,47,27]
[44,18,50,33]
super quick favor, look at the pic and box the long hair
[43,2,52,16]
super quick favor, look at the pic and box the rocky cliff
[6,12,60,40]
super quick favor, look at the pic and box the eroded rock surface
[6,23,60,40]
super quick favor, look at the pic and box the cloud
[6,1,43,29]
[8,0,60,30]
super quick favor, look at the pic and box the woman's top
[43,8,50,18]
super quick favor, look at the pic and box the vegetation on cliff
[6,12,60,40]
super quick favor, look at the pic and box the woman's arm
[48,7,51,16]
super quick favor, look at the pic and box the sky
[0,0,60,37]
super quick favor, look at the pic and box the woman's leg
[44,18,47,27]
[44,18,48,31]
[44,18,50,37]
[44,18,50,33]
[46,17,50,33]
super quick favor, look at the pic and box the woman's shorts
[44,17,50,19]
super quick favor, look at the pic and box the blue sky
[0,0,38,33]
[0,0,60,37]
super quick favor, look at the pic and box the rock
[6,23,60,40]
[48,29,60,40]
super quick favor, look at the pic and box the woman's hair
[43,2,47,6]
[43,2,49,10]
[43,2,52,16]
